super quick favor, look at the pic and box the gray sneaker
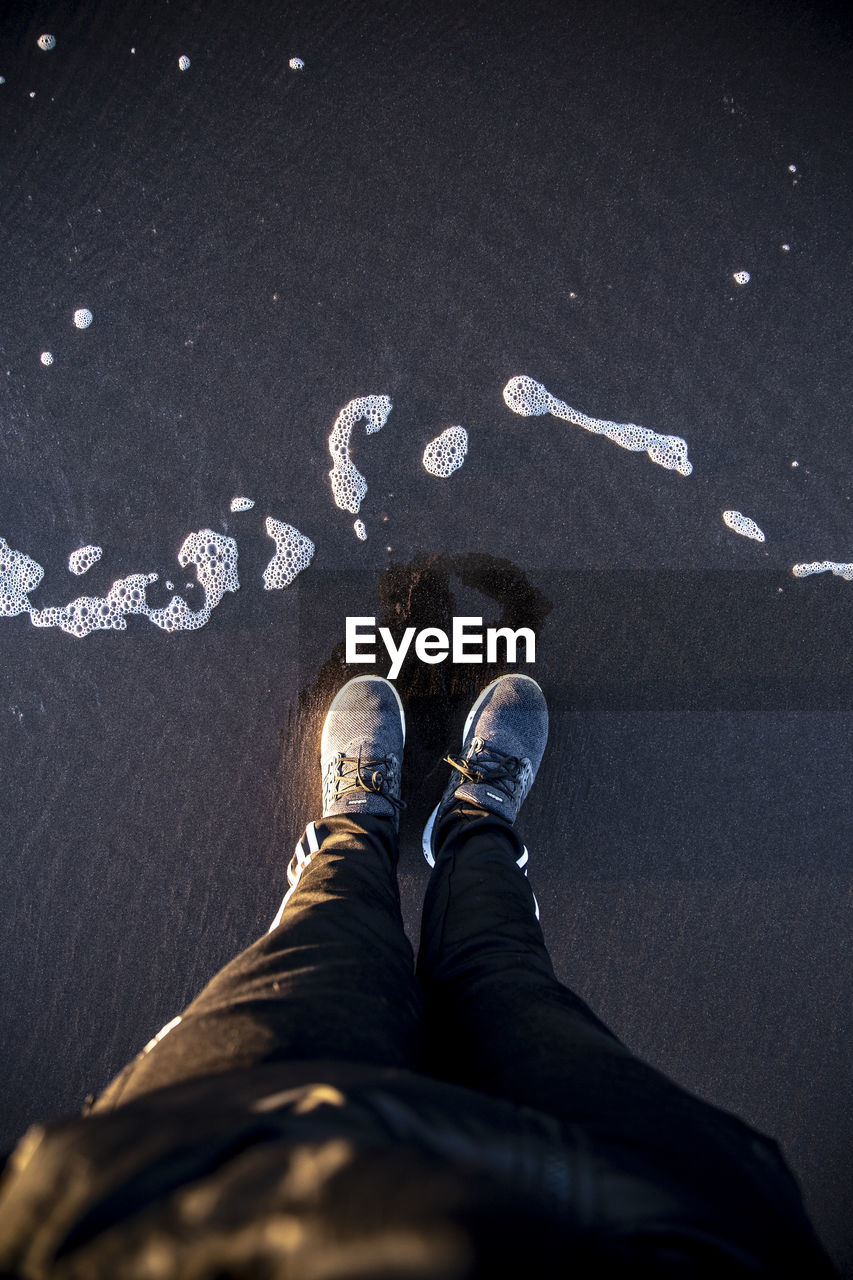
[321,675,406,824]
[422,674,548,867]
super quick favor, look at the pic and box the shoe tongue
[454,780,510,814]
[345,740,387,763]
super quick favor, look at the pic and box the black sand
[0,0,850,1268]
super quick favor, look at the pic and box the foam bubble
[37,34,56,51]
[0,538,44,616]
[263,518,315,589]
[178,55,191,71]
[722,510,765,542]
[73,308,93,329]
[328,395,392,514]
[733,271,751,285]
[230,496,255,512]
[68,545,102,575]
[792,561,853,581]
[289,57,304,70]
[354,519,367,541]
[423,425,468,477]
[503,375,692,476]
[40,351,53,366]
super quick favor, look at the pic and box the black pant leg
[94,814,424,1110]
[416,804,628,1113]
[415,805,830,1261]
[416,804,761,1150]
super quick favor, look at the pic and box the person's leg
[418,796,633,1127]
[416,675,733,1131]
[419,800,716,1138]
[94,676,423,1111]
[415,678,827,1257]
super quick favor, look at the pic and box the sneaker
[422,674,548,868]
[320,675,406,823]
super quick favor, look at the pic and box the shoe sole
[321,674,406,759]
[421,803,441,868]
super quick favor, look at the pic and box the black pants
[93,805,800,1193]
[88,805,835,1272]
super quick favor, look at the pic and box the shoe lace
[443,737,524,801]
[331,747,406,812]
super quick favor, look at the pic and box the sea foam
[146,531,239,632]
[5,529,239,638]
[31,574,158,637]
[503,375,692,476]
[792,561,853,581]
[263,518,315,589]
[0,538,44,616]
[328,395,392,515]
[68,545,103,575]
[423,425,468,477]
[722,511,765,542]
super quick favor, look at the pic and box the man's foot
[422,674,548,867]
[321,675,406,824]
